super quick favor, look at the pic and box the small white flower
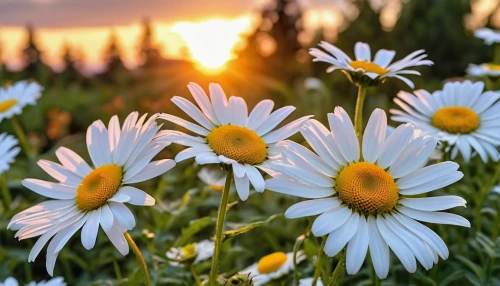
[266,108,469,279]
[0,81,43,123]
[467,63,500,77]
[0,133,21,175]
[391,80,500,162]
[299,277,324,286]
[239,251,306,286]
[310,41,433,87]
[8,112,175,275]
[197,167,226,191]
[474,28,500,45]
[157,82,311,201]
[166,239,215,265]
[0,277,66,286]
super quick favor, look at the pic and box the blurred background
[1,0,500,285]
[0,0,498,150]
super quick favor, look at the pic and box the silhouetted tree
[60,42,82,83]
[138,18,163,68]
[391,0,490,79]
[101,30,128,83]
[22,24,50,81]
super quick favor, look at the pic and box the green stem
[209,169,233,286]
[293,234,307,286]
[190,265,202,286]
[354,85,368,146]
[312,236,327,286]
[0,174,12,210]
[493,44,500,65]
[11,116,33,158]
[370,258,380,286]
[476,163,500,233]
[124,232,151,286]
[327,250,346,286]
[113,260,123,286]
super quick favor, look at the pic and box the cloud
[0,0,259,28]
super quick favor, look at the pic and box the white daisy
[156,82,311,200]
[466,63,500,77]
[0,277,66,286]
[197,167,226,191]
[390,80,500,162]
[265,108,469,279]
[8,112,175,275]
[0,81,43,123]
[299,277,324,286]
[0,133,21,175]
[166,239,215,265]
[239,251,305,286]
[309,41,433,88]
[474,28,500,45]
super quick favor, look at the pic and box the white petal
[209,83,230,125]
[81,209,100,250]
[328,109,359,162]
[397,206,470,227]
[398,171,463,195]
[234,174,249,201]
[377,124,414,169]
[247,100,274,130]
[285,198,341,219]
[86,120,112,167]
[269,163,334,187]
[123,159,175,184]
[245,164,265,192]
[117,186,155,206]
[104,221,129,256]
[255,106,295,136]
[373,49,396,68]
[354,42,371,61]
[362,109,387,163]
[399,196,466,211]
[55,147,92,178]
[22,179,76,199]
[266,178,334,198]
[346,216,369,274]
[367,216,390,279]
[187,82,220,125]
[171,96,215,130]
[396,162,459,189]
[233,162,246,178]
[227,96,248,126]
[37,160,82,186]
[158,114,209,136]
[324,212,359,257]
[262,116,312,143]
[109,202,136,230]
[312,206,352,236]
[99,204,114,231]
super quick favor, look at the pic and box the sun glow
[172,17,253,70]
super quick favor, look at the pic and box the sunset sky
[0,0,496,72]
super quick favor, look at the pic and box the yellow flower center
[206,125,267,165]
[431,106,480,134]
[350,61,388,75]
[257,252,288,274]
[209,184,224,192]
[487,63,500,70]
[336,162,398,214]
[76,164,123,211]
[182,243,197,257]
[0,99,17,113]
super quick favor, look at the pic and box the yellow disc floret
[0,99,17,113]
[182,243,197,257]
[206,125,267,165]
[257,252,288,274]
[336,162,398,214]
[76,164,123,211]
[487,63,500,70]
[350,61,388,75]
[431,106,480,134]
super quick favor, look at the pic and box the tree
[22,24,49,80]
[103,30,126,74]
[137,18,163,68]
[390,0,490,79]
[60,42,82,83]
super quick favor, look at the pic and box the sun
[172,17,253,71]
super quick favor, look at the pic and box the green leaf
[174,216,216,247]
[222,214,283,242]
[456,255,483,279]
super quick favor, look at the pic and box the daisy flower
[265,108,469,279]
[390,80,500,162]
[299,277,324,286]
[197,167,226,191]
[0,277,66,286]
[474,28,500,45]
[157,82,311,200]
[467,63,500,77]
[166,239,215,265]
[0,81,43,123]
[239,251,305,286]
[0,133,21,175]
[8,112,175,275]
[309,41,433,87]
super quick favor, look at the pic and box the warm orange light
[172,18,253,70]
